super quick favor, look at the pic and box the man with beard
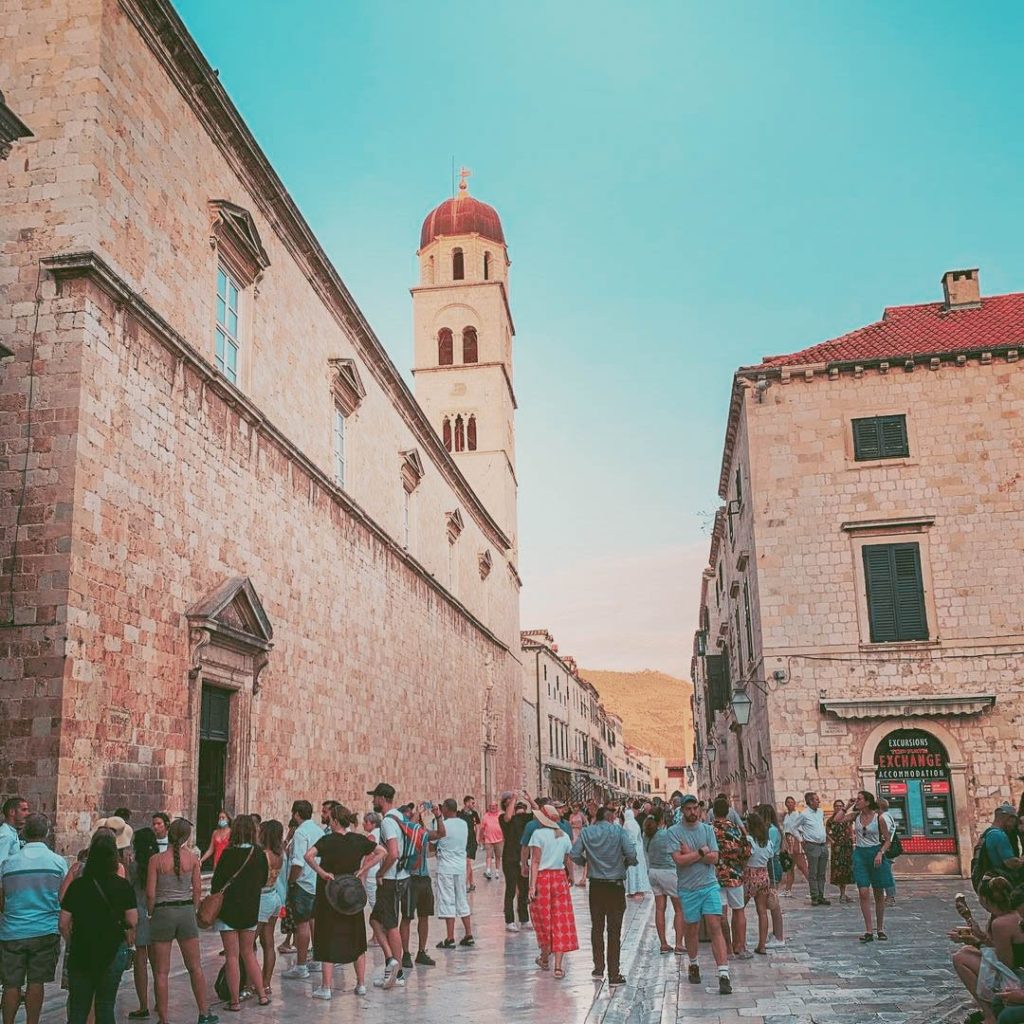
[367,784,407,990]
[282,800,323,978]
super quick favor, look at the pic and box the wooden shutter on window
[863,543,927,642]
[853,415,909,460]
[852,417,882,460]
[879,415,909,458]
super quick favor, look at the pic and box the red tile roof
[755,292,1024,369]
[420,194,505,250]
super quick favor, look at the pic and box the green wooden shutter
[892,543,928,639]
[863,545,898,642]
[852,418,882,460]
[879,415,910,458]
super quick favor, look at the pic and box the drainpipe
[535,650,543,792]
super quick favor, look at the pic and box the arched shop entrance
[874,729,955,856]
[858,719,971,877]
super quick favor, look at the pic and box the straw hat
[95,816,134,850]
[532,804,561,829]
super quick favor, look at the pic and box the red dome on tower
[420,174,505,250]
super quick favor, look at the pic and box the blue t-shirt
[520,818,572,847]
[985,827,1015,871]
[665,822,719,891]
[0,842,68,940]
[646,828,678,870]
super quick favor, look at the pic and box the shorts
[721,885,745,910]
[287,884,315,924]
[401,875,435,920]
[852,845,895,891]
[435,872,471,919]
[0,934,61,988]
[680,883,722,924]
[149,905,200,943]
[466,839,479,860]
[649,868,678,898]
[135,902,152,947]
[743,867,770,901]
[259,887,282,923]
[369,877,408,932]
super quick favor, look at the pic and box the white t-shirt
[366,828,381,881]
[436,816,468,875]
[747,837,773,869]
[290,818,325,894]
[529,826,571,871]
[379,810,409,881]
[782,812,801,837]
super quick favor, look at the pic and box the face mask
[217,819,228,828]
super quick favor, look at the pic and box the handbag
[91,879,133,973]
[886,832,904,859]
[197,848,254,929]
[779,850,794,872]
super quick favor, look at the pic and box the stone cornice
[0,88,32,161]
[115,0,510,554]
[40,250,515,659]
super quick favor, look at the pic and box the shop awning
[820,694,995,719]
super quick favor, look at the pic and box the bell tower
[412,171,518,553]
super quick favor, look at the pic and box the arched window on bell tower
[438,328,453,366]
[454,415,465,452]
[442,416,452,452]
[467,415,478,451]
[452,248,464,281]
[483,252,491,280]
[462,327,478,364]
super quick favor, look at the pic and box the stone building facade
[0,0,523,851]
[693,269,1024,876]
[520,630,645,803]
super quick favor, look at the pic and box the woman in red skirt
[528,804,578,979]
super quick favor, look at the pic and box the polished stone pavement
[36,869,971,1024]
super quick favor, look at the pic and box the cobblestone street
[34,870,970,1024]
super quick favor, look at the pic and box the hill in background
[582,669,693,764]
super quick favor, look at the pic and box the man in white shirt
[0,796,29,872]
[432,799,474,950]
[282,800,324,978]
[794,791,830,906]
[367,783,408,990]
[151,811,170,854]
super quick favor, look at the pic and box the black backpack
[971,827,998,893]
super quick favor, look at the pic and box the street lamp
[705,742,717,762]
[730,688,753,726]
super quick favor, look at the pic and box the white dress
[624,810,652,895]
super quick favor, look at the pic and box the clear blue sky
[175,1,1024,675]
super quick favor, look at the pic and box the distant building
[692,269,1024,876]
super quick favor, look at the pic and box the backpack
[971,827,998,893]
[395,818,428,874]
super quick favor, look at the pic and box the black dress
[211,844,268,931]
[312,832,375,964]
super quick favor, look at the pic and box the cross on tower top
[458,166,471,193]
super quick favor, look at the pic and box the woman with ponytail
[147,819,217,1024]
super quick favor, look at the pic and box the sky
[175,1,1024,677]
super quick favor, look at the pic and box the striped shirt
[0,842,68,940]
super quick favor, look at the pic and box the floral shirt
[712,816,751,888]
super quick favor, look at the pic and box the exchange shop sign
[874,729,949,781]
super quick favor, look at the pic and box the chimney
[941,268,981,310]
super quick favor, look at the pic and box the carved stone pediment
[400,449,425,493]
[208,200,270,285]
[328,357,366,415]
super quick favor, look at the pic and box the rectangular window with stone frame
[852,414,909,461]
[333,406,346,488]
[215,264,242,384]
[862,542,928,642]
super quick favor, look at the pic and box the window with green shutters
[862,542,928,642]
[852,414,909,461]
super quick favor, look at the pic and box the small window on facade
[452,247,464,280]
[863,542,928,642]
[442,416,452,451]
[403,489,412,550]
[467,415,477,451]
[428,254,435,284]
[735,467,743,507]
[454,415,465,452]
[743,580,753,663]
[483,252,490,280]
[462,326,478,364]
[333,406,346,488]
[852,414,909,461]
[438,328,454,366]
[215,264,241,384]
[734,607,742,669]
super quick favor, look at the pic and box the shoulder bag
[197,848,254,929]
[91,878,135,972]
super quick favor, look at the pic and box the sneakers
[401,952,414,970]
[380,958,400,990]
[311,987,332,1001]
[197,1015,219,1024]
[506,922,519,932]
[591,968,604,980]
[718,974,732,995]
[459,936,475,947]
[766,936,785,948]
[687,964,701,984]
[282,964,309,980]
[609,974,627,988]
[818,898,832,906]
[415,951,436,966]
[306,960,322,971]
[733,950,754,960]
[354,984,366,996]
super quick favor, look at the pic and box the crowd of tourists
[2,785,1018,1024]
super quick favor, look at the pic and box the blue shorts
[852,845,894,890]
[680,883,722,924]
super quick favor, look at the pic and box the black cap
[367,783,396,800]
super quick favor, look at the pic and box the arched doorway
[874,729,956,855]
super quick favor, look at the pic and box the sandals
[226,1004,241,1013]
[436,939,456,949]
[535,955,550,971]
[659,944,672,954]
[876,930,888,941]
[754,947,767,955]
[553,968,565,979]
[859,932,874,943]
[129,1012,151,1020]
[258,997,271,1007]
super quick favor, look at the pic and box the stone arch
[857,717,970,877]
